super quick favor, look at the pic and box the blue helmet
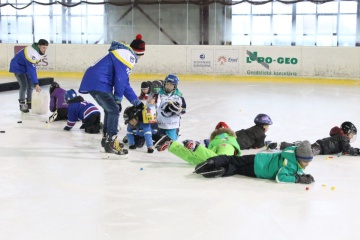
[254,114,273,125]
[164,74,179,91]
[65,89,77,102]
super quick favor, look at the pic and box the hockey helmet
[164,74,179,93]
[254,114,273,125]
[64,89,77,102]
[123,106,141,125]
[341,122,357,135]
[49,82,60,94]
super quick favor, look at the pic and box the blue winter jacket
[79,49,138,104]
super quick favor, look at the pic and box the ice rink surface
[1,77,360,240]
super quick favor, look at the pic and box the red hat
[215,122,229,130]
[130,34,145,56]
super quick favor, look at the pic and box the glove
[147,147,154,153]
[267,142,278,150]
[63,126,71,131]
[168,101,182,115]
[203,139,210,148]
[129,145,136,150]
[348,148,359,156]
[295,174,314,184]
[132,99,144,110]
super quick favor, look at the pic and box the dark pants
[55,108,68,121]
[83,113,101,134]
[213,154,256,177]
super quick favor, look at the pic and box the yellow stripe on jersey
[24,47,38,64]
[111,49,136,70]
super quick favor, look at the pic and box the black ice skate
[199,167,225,178]
[19,100,29,113]
[102,133,124,148]
[104,135,128,155]
[154,135,173,151]
[279,142,294,150]
[194,159,215,174]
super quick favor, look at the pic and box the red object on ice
[306,187,309,190]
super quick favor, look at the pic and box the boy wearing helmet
[48,82,68,122]
[280,121,359,156]
[123,106,156,153]
[63,89,102,134]
[194,140,315,184]
[154,122,241,165]
[155,74,186,141]
[9,39,49,113]
[236,113,276,150]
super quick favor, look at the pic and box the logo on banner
[194,53,211,68]
[246,51,298,76]
[217,56,227,65]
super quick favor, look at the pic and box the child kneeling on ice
[194,140,315,184]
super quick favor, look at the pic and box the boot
[102,133,124,148]
[311,142,322,155]
[183,140,200,152]
[280,142,294,150]
[26,98,31,110]
[194,159,215,174]
[104,134,128,155]
[19,99,29,113]
[154,135,173,151]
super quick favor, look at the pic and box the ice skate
[280,141,294,150]
[183,140,200,152]
[49,110,58,123]
[19,100,29,113]
[265,141,277,150]
[154,135,173,151]
[194,159,215,174]
[199,167,225,178]
[103,135,128,157]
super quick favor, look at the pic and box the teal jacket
[254,146,304,183]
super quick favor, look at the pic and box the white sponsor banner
[215,49,240,73]
[242,47,301,77]
[190,49,214,73]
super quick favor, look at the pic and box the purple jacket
[50,88,68,112]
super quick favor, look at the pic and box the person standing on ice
[9,39,49,113]
[79,34,145,156]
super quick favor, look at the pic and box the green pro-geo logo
[246,51,298,69]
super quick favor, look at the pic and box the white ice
[1,77,360,240]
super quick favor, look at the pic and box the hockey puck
[0,131,5,133]
[17,121,22,123]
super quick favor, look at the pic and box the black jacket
[235,125,266,150]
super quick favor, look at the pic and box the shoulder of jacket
[110,49,136,68]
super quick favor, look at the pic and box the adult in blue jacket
[79,34,145,156]
[9,39,49,113]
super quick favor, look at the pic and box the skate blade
[198,169,222,175]
[102,152,128,159]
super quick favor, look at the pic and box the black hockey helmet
[123,106,141,125]
[50,82,60,94]
[254,114,273,125]
[341,121,357,135]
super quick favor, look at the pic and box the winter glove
[129,145,136,150]
[267,142,278,150]
[295,174,314,184]
[63,126,71,131]
[168,101,182,115]
[203,139,210,148]
[147,147,154,153]
[132,99,144,110]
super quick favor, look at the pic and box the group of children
[9,37,359,185]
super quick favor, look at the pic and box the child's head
[124,106,141,127]
[64,89,77,103]
[254,114,273,132]
[50,82,60,94]
[295,141,313,169]
[163,74,179,93]
[141,81,150,94]
[341,121,357,142]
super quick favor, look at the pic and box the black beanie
[130,34,145,56]
[38,39,49,46]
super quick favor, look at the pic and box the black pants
[56,108,68,121]
[83,113,101,134]
[213,154,256,177]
